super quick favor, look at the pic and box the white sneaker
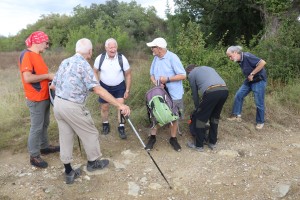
[256,123,264,130]
[227,115,242,122]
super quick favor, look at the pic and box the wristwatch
[167,77,170,83]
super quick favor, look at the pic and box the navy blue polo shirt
[238,52,267,81]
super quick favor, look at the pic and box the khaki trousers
[53,97,102,164]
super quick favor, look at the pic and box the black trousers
[195,89,228,147]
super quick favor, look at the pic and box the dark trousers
[195,89,228,147]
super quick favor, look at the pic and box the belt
[56,96,83,104]
[56,96,69,101]
[207,84,226,91]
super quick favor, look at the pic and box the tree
[249,0,299,39]
[0,0,166,52]
[173,0,263,46]
[173,0,299,46]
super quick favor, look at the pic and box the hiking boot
[145,135,156,151]
[169,137,181,152]
[87,159,109,172]
[227,115,242,122]
[186,141,204,152]
[65,168,81,184]
[118,126,127,139]
[30,156,48,168]
[102,123,110,135]
[256,123,264,130]
[208,143,217,150]
[40,145,60,155]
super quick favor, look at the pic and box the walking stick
[123,115,172,189]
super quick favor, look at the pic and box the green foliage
[253,15,300,83]
[0,0,164,53]
[171,21,206,66]
[65,20,132,57]
[40,14,72,49]
[255,0,293,14]
[173,0,264,46]
[280,83,300,113]
[65,25,94,54]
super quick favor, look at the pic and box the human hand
[124,90,130,99]
[247,73,254,81]
[119,104,131,116]
[159,76,168,84]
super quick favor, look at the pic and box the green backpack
[146,86,179,127]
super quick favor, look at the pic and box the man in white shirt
[93,38,132,139]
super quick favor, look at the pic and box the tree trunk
[262,14,280,39]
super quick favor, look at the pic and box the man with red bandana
[19,31,59,168]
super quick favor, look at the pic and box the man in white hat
[145,37,186,152]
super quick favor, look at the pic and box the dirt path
[1,119,300,200]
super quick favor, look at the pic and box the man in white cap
[145,37,186,152]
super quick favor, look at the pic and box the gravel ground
[0,118,300,200]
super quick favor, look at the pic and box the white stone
[149,183,162,190]
[128,182,140,196]
[276,183,291,198]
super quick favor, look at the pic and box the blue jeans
[26,99,50,157]
[232,80,266,124]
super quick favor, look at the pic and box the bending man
[186,65,228,152]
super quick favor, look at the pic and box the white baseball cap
[146,37,167,48]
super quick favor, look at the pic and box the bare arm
[160,74,186,84]
[93,68,100,82]
[93,85,130,116]
[248,59,266,81]
[150,75,156,85]
[124,69,132,99]
[23,71,54,83]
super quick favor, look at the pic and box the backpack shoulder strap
[117,52,124,75]
[98,52,124,75]
[98,52,106,71]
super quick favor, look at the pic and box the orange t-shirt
[19,50,50,101]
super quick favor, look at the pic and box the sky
[0,0,174,37]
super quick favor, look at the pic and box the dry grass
[0,51,68,151]
[1,50,299,152]
[0,50,152,151]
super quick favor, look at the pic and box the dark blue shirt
[238,52,267,81]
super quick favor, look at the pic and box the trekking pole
[77,136,82,156]
[124,115,173,189]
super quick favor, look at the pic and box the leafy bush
[171,21,206,67]
[253,15,300,83]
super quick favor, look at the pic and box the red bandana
[25,31,49,47]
